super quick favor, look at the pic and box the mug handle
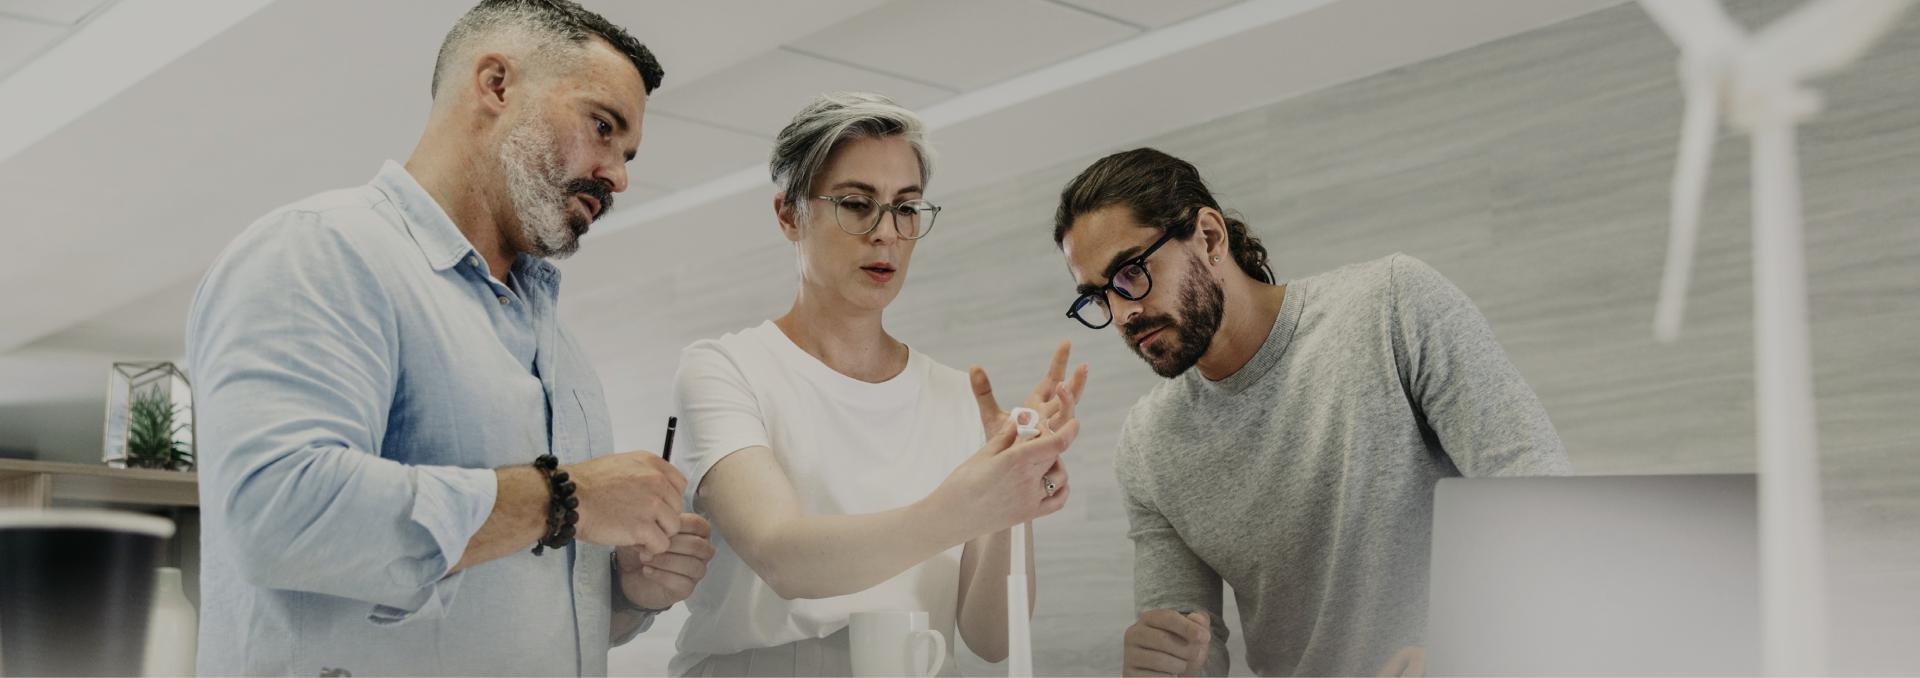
[911,629,947,677]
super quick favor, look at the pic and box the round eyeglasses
[814,194,942,240]
[1065,229,1177,329]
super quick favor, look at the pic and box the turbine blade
[1655,80,1721,342]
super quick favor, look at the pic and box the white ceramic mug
[849,610,946,677]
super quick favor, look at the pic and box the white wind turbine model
[1637,0,1914,674]
[1006,407,1041,678]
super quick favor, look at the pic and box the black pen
[661,416,677,462]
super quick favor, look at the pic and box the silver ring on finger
[1043,476,1059,497]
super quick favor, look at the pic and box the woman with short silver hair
[666,92,1089,676]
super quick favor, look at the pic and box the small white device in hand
[1010,407,1041,441]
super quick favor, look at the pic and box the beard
[1120,255,1225,379]
[498,116,612,259]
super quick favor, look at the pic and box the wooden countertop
[0,458,198,507]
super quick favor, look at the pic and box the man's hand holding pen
[569,451,689,554]
[611,416,711,610]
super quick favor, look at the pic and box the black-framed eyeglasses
[813,194,942,240]
[1065,229,1178,329]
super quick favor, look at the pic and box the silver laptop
[1425,474,1760,676]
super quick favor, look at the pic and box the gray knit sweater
[1116,254,1573,676]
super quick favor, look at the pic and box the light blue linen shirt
[186,161,646,676]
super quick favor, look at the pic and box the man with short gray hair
[187,1,710,674]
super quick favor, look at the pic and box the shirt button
[467,255,479,268]
[497,295,510,305]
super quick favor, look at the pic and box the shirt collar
[369,160,560,284]
[372,160,474,273]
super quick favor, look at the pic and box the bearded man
[1050,148,1573,677]
[186,2,710,674]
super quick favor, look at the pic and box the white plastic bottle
[143,566,198,677]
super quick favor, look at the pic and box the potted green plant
[124,390,194,471]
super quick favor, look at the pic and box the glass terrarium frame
[102,362,195,470]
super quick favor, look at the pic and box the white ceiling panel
[0,0,111,26]
[592,0,888,91]
[788,0,1140,90]
[24,277,197,359]
[628,113,770,190]
[0,16,64,78]
[1053,0,1246,29]
[650,49,956,139]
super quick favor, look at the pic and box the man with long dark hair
[1052,148,1572,677]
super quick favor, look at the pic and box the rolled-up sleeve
[186,209,496,624]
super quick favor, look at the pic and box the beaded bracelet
[531,454,579,556]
